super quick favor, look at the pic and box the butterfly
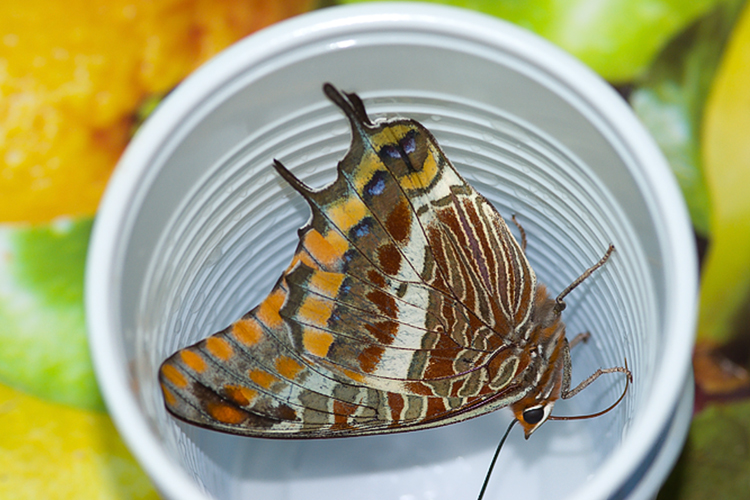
[158,83,631,450]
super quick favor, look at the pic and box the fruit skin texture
[0,1,315,496]
[699,0,750,348]
[0,218,104,411]
[0,0,314,224]
[0,0,314,409]
[0,382,160,500]
[341,0,718,82]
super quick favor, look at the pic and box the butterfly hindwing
[159,84,540,437]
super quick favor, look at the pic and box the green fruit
[659,399,750,500]
[342,0,719,82]
[630,0,744,236]
[0,217,105,411]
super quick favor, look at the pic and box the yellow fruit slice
[0,0,314,223]
[0,382,159,499]
[698,1,750,346]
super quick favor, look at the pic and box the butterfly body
[159,84,620,441]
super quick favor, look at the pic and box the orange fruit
[0,0,314,223]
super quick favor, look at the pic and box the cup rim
[86,4,697,500]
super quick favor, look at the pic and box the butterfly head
[509,344,568,438]
[509,306,572,439]
[511,398,557,439]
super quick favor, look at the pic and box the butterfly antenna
[477,419,517,500]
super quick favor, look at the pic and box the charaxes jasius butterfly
[159,83,632,494]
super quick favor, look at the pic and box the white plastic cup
[86,4,697,500]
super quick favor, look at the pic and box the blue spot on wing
[379,144,400,160]
[364,170,387,197]
[400,130,416,155]
[343,249,358,266]
[350,216,374,239]
[338,281,352,296]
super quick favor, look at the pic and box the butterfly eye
[522,407,545,425]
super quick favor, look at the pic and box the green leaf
[0,218,105,411]
[630,0,744,236]
[341,0,720,82]
[658,400,750,500]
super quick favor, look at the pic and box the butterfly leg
[511,215,527,252]
[561,362,633,400]
[568,331,591,349]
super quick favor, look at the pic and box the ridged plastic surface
[87,5,695,500]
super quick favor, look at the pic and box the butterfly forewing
[159,84,543,437]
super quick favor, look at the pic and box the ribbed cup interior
[133,92,650,499]
[94,7,687,500]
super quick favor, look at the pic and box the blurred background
[1,0,749,498]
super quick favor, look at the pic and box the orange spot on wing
[248,369,277,389]
[275,356,304,380]
[352,155,386,190]
[324,230,349,259]
[370,124,414,149]
[302,327,334,357]
[160,364,188,388]
[206,401,246,425]
[285,249,320,273]
[309,270,345,298]
[327,196,368,232]
[232,318,263,346]
[224,385,258,406]
[180,350,207,373]
[303,229,342,269]
[297,249,318,268]
[341,367,365,383]
[400,146,439,190]
[257,288,286,329]
[297,295,334,327]
[161,383,178,406]
[206,336,234,361]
